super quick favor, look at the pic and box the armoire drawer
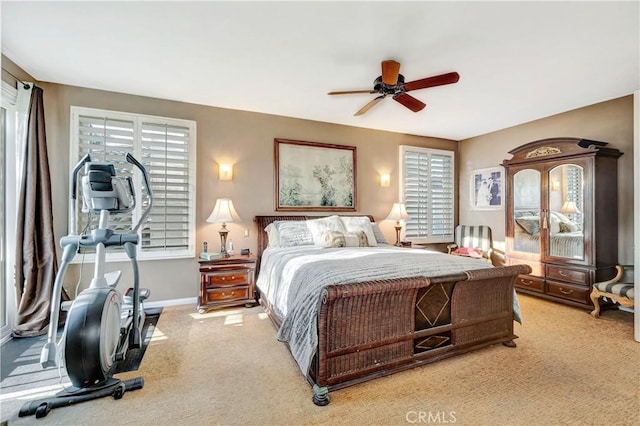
[514,275,545,293]
[546,265,588,285]
[546,281,590,304]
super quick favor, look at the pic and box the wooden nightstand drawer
[546,281,590,304]
[515,275,544,293]
[205,286,249,303]
[198,254,257,313]
[547,265,588,285]
[205,272,249,287]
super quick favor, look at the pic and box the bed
[254,215,531,405]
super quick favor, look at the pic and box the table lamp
[386,202,410,246]
[206,198,240,257]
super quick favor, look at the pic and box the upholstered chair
[447,225,494,264]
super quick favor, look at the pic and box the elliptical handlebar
[69,154,92,235]
[125,153,153,234]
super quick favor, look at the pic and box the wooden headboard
[253,215,375,274]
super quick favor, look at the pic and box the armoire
[502,137,623,308]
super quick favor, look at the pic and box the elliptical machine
[20,153,153,419]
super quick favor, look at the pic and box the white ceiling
[1,1,638,140]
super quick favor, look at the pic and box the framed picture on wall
[274,138,357,211]
[471,167,503,210]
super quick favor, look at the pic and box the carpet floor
[0,295,637,425]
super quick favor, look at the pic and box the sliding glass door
[0,106,13,342]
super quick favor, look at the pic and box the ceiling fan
[328,60,460,116]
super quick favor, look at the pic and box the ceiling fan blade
[328,89,376,95]
[354,96,384,116]
[381,60,401,86]
[402,72,460,92]
[393,93,426,112]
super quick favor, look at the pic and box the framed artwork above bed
[274,138,356,212]
[471,166,504,210]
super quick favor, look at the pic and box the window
[2,80,30,342]
[70,106,196,261]
[399,145,455,243]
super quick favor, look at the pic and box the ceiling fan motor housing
[373,74,405,96]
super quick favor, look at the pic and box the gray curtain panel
[13,86,69,337]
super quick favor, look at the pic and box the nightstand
[197,254,257,313]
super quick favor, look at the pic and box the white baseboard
[145,297,196,309]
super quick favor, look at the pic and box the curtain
[12,86,69,337]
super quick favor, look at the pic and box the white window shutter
[140,120,192,252]
[400,146,455,243]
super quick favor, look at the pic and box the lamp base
[394,225,402,247]
[219,228,230,258]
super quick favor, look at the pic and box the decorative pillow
[558,222,572,233]
[264,223,281,247]
[323,230,369,248]
[273,220,314,247]
[552,211,579,232]
[370,222,389,245]
[306,215,346,246]
[515,217,540,235]
[340,216,377,247]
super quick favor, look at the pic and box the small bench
[590,265,634,317]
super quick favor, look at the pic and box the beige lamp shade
[560,201,580,214]
[207,198,241,224]
[386,202,410,223]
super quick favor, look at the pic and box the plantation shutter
[400,146,454,243]
[71,106,196,260]
[76,114,135,235]
[140,121,191,252]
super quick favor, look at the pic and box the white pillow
[552,211,580,232]
[306,215,346,246]
[340,216,377,247]
[264,223,280,247]
[273,220,314,247]
[370,222,389,245]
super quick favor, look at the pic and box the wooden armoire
[502,137,622,308]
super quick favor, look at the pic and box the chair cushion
[451,247,485,259]
[594,282,634,300]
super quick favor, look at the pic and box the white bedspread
[256,245,521,377]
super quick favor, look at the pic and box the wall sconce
[219,163,233,181]
[379,173,390,187]
[551,180,560,191]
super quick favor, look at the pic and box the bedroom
[1,1,638,424]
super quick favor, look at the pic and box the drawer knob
[559,270,569,277]
[558,287,573,295]
[521,279,533,285]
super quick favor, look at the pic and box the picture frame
[471,167,503,210]
[275,138,357,212]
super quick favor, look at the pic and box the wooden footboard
[311,264,531,402]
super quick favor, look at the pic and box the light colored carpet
[1,294,638,425]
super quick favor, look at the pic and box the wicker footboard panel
[314,264,531,390]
